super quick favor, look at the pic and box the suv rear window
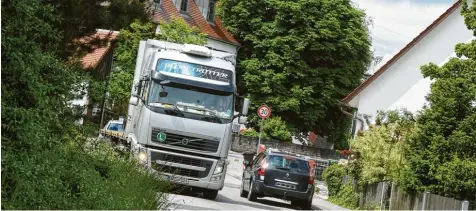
[267,155,309,174]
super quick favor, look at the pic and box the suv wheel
[301,199,312,210]
[203,189,218,200]
[240,179,248,197]
[247,181,257,201]
[290,200,299,207]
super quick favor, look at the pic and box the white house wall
[356,4,473,124]
[206,38,238,55]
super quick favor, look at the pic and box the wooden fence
[360,182,389,209]
[389,184,425,210]
[339,176,472,210]
[389,184,468,210]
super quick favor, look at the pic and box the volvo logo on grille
[181,138,189,145]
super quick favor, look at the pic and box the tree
[106,18,208,117]
[241,116,292,141]
[350,110,415,185]
[1,0,169,209]
[400,0,476,201]
[263,116,292,141]
[218,0,372,144]
[158,17,207,45]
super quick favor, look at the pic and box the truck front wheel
[203,189,218,200]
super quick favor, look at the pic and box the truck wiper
[193,108,222,123]
[151,102,184,116]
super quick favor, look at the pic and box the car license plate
[168,175,189,184]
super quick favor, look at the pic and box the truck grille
[150,151,213,178]
[151,128,220,153]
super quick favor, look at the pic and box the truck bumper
[137,146,226,191]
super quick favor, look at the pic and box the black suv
[240,150,315,210]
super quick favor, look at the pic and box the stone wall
[231,135,347,161]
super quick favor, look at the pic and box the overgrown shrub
[2,127,171,210]
[240,128,265,138]
[322,163,346,196]
[328,183,359,209]
[1,0,170,209]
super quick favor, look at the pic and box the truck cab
[125,40,249,199]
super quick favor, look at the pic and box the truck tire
[203,189,218,200]
[247,181,257,202]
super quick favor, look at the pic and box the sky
[352,0,456,74]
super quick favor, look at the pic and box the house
[71,29,120,125]
[342,0,474,137]
[150,0,240,55]
[291,132,334,150]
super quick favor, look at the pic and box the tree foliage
[263,116,292,141]
[322,163,346,197]
[1,0,169,209]
[219,0,372,142]
[350,110,416,185]
[107,20,157,116]
[400,0,476,201]
[241,116,292,141]
[158,17,207,45]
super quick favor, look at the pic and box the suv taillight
[309,177,314,184]
[257,167,265,176]
[308,161,315,185]
[257,161,267,176]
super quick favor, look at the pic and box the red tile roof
[342,0,462,104]
[78,30,120,69]
[152,0,240,46]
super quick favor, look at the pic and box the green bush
[2,129,171,210]
[241,128,267,138]
[322,164,346,196]
[328,183,359,209]
[1,0,171,209]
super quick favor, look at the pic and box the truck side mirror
[132,81,140,97]
[129,96,139,106]
[241,98,250,116]
[238,116,247,124]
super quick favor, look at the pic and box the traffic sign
[257,105,271,119]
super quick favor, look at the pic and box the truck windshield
[147,80,234,122]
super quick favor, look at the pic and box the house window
[152,0,162,10]
[207,1,216,22]
[180,0,188,13]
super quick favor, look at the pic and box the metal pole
[257,117,264,154]
[99,49,114,132]
[421,191,429,211]
[461,200,469,211]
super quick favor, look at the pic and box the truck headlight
[134,145,147,164]
[213,160,226,175]
[138,151,147,163]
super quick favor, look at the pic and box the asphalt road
[164,151,349,210]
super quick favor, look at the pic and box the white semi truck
[125,39,250,199]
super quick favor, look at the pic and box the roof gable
[152,0,239,46]
[342,0,462,104]
[73,30,120,69]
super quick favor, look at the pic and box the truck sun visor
[156,59,233,84]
